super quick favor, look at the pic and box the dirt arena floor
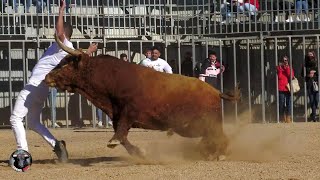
[1,122,320,179]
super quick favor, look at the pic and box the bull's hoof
[107,139,121,149]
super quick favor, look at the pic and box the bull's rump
[123,69,223,135]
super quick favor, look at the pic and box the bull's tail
[219,83,241,102]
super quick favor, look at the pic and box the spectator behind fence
[199,51,225,89]
[139,48,152,65]
[96,108,112,128]
[303,51,319,122]
[119,53,128,62]
[169,59,178,74]
[48,87,60,128]
[295,0,310,21]
[277,56,294,123]
[0,0,71,13]
[140,46,173,74]
[220,0,260,23]
[1,0,18,13]
[271,0,295,22]
[181,52,193,77]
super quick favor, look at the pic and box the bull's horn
[54,34,82,56]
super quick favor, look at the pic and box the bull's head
[45,34,88,92]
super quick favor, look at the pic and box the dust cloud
[132,110,306,164]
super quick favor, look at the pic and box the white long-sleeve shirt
[140,58,173,74]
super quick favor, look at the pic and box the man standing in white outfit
[9,0,98,163]
[140,46,173,74]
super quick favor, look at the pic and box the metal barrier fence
[0,0,320,38]
[0,34,319,128]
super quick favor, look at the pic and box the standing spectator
[1,0,18,13]
[304,51,319,122]
[169,59,178,74]
[140,46,173,73]
[199,51,225,89]
[48,87,60,128]
[220,0,260,23]
[119,53,128,62]
[96,108,112,128]
[194,60,203,78]
[181,52,193,77]
[277,56,294,123]
[139,48,152,65]
[271,0,294,22]
[295,0,310,21]
[220,0,240,23]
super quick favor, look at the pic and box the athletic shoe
[97,121,103,128]
[53,140,68,163]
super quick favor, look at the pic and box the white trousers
[10,81,56,151]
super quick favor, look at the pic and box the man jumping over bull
[9,0,98,163]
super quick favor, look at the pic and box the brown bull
[45,35,240,160]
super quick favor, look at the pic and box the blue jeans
[48,87,57,125]
[96,108,102,123]
[2,0,18,12]
[220,3,257,20]
[279,91,291,118]
[296,0,308,14]
[36,0,70,13]
[308,88,319,119]
[238,3,258,16]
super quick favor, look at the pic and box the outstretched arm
[86,43,98,56]
[56,0,66,42]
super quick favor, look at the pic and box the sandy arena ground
[1,122,320,180]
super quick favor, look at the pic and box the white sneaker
[285,17,294,22]
[274,16,279,22]
[221,20,227,24]
[304,17,311,22]
[296,16,301,22]
[53,122,60,128]
[97,121,103,128]
[108,121,113,127]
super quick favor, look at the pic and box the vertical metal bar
[303,36,307,122]
[261,34,266,123]
[177,38,181,74]
[233,39,238,122]
[51,88,55,128]
[9,42,13,113]
[275,38,279,123]
[289,36,293,123]
[22,42,26,86]
[115,41,118,57]
[191,38,196,70]
[164,39,168,63]
[247,40,252,123]
[317,35,320,122]
[65,90,69,128]
[219,39,225,123]
[128,40,131,62]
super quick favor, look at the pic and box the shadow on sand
[0,156,128,167]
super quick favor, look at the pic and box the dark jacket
[303,58,318,89]
[181,58,193,77]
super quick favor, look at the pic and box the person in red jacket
[277,55,294,123]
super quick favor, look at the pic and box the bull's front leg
[107,112,145,158]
